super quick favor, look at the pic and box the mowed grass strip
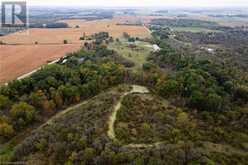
[109,41,153,71]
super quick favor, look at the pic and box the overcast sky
[1,0,248,7]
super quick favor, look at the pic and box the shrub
[128,38,135,42]
[79,36,85,40]
[235,85,248,102]
[205,92,223,112]
[0,122,14,138]
[189,90,205,109]
[63,40,68,44]
[157,80,181,96]
[10,102,36,127]
[0,95,11,110]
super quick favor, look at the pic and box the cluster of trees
[30,22,69,28]
[123,32,138,42]
[0,46,127,142]
[174,29,248,69]
[175,29,248,47]
[151,28,170,40]
[156,63,248,111]
[150,18,218,29]
[90,32,114,45]
[148,29,248,113]
[80,32,114,45]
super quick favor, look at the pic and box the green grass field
[108,41,153,71]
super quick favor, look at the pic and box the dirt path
[124,141,165,149]
[38,99,90,129]
[143,25,152,35]
[107,85,166,149]
[107,85,149,140]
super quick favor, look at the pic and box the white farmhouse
[153,44,161,52]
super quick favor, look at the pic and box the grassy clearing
[108,40,153,71]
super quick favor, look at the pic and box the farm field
[60,19,151,38]
[0,44,81,83]
[0,19,150,44]
[113,16,174,24]
[0,28,86,44]
[0,18,151,83]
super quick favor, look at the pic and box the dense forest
[151,18,219,29]
[174,29,248,70]
[29,22,69,28]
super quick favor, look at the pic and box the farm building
[152,44,161,52]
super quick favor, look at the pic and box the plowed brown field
[0,44,81,83]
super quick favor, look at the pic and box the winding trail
[41,84,162,149]
[107,85,166,149]
[107,85,149,140]
[26,85,163,150]
[38,98,90,129]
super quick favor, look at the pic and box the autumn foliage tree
[10,102,36,128]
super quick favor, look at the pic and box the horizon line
[25,5,248,9]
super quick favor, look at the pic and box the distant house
[207,48,214,53]
[62,59,68,64]
[152,44,161,52]
[78,57,85,64]
[201,47,215,54]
